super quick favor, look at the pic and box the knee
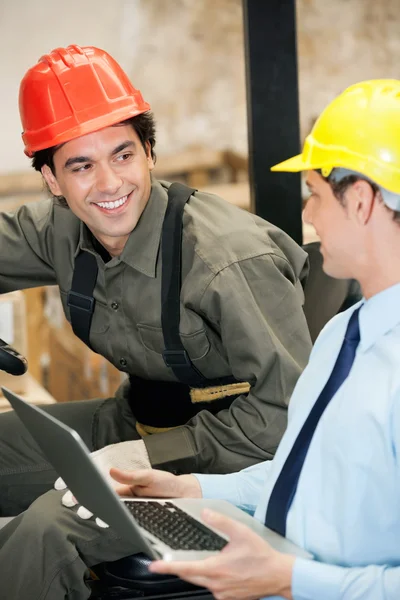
[21,489,68,541]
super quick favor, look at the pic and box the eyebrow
[63,140,137,169]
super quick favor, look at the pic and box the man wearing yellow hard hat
[1,78,399,598]
[139,79,400,598]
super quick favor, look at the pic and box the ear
[349,179,375,225]
[145,142,155,171]
[41,165,63,197]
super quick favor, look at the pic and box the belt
[128,375,250,432]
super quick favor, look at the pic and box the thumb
[110,467,153,486]
[201,509,248,542]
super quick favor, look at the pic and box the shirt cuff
[193,472,241,504]
[292,558,346,600]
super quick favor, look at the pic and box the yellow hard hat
[271,79,400,195]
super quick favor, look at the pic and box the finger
[201,509,249,541]
[114,485,134,497]
[149,559,212,579]
[95,517,109,528]
[150,561,210,588]
[110,467,153,486]
[77,505,94,520]
[54,477,67,491]
[61,490,78,508]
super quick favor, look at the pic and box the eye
[116,153,133,162]
[72,163,92,173]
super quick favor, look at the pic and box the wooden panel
[23,287,49,384]
[202,181,250,210]
[0,171,42,196]
[47,324,124,403]
[0,374,55,412]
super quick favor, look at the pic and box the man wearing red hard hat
[0,45,311,598]
[0,44,311,508]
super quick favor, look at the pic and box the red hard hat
[19,45,151,157]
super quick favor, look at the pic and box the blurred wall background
[1,0,400,175]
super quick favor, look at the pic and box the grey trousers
[0,394,139,516]
[0,395,142,599]
[0,489,140,600]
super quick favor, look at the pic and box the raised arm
[0,199,59,292]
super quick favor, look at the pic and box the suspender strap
[161,183,209,388]
[67,251,98,348]
[68,184,241,391]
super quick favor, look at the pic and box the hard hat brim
[23,103,151,157]
[270,154,307,172]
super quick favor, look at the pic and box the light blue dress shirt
[195,282,400,599]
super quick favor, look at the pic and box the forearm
[194,459,272,510]
[292,558,400,600]
[177,474,203,498]
[144,253,311,474]
[188,394,288,471]
[144,390,288,474]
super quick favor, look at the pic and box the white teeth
[97,195,128,210]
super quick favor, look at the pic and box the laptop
[3,387,312,562]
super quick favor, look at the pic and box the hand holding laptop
[110,467,202,500]
[149,508,295,600]
[61,467,203,526]
[59,464,296,599]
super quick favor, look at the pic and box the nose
[95,163,123,196]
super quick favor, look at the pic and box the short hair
[324,172,400,224]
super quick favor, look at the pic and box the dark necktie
[265,306,361,536]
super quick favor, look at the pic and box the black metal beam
[243,0,303,244]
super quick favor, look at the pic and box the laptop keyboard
[125,500,228,551]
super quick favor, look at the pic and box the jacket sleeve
[144,252,312,473]
[292,558,400,600]
[0,200,58,292]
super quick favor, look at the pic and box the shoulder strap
[67,251,98,349]
[161,183,209,387]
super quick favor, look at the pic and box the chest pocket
[137,323,232,381]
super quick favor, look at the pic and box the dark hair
[325,172,400,224]
[121,111,156,163]
[31,111,156,206]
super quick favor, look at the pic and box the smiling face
[42,124,155,255]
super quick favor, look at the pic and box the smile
[96,195,129,210]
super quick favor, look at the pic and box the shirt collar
[78,220,95,255]
[359,281,400,352]
[77,178,168,277]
